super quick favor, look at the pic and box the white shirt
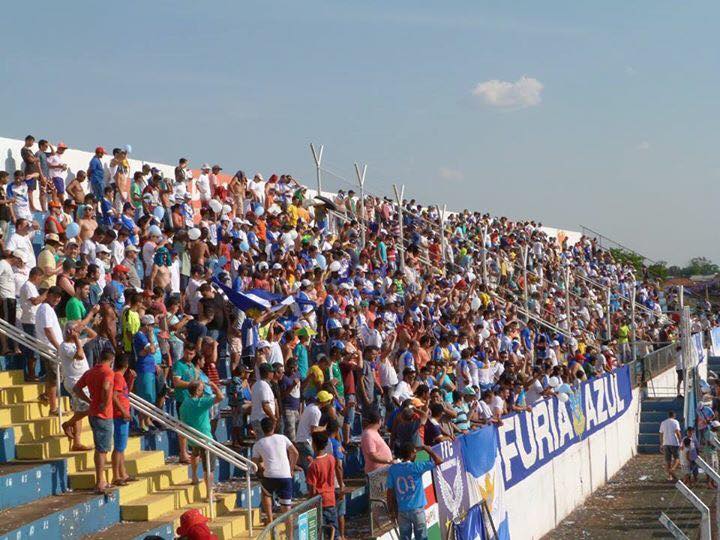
[35,303,62,351]
[268,342,284,366]
[252,434,293,479]
[296,403,321,445]
[197,174,211,201]
[47,154,65,180]
[19,280,39,323]
[250,379,276,422]
[59,342,89,392]
[8,181,31,220]
[378,358,398,387]
[392,380,414,402]
[5,232,35,275]
[659,418,681,447]
[0,260,15,299]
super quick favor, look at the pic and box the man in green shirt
[179,378,223,494]
[65,279,98,326]
[172,343,199,463]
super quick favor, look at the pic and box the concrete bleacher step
[0,397,71,424]
[0,382,45,405]
[0,490,120,540]
[0,460,67,511]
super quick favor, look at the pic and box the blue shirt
[132,331,156,374]
[89,156,104,186]
[386,460,434,512]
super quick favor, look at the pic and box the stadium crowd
[0,135,707,539]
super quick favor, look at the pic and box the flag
[461,426,510,540]
[454,503,486,540]
[213,279,275,312]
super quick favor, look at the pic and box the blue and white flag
[461,426,510,540]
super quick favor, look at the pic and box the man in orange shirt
[74,349,115,493]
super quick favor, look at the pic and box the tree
[683,257,720,277]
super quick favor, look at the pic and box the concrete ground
[545,454,717,539]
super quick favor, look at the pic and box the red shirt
[203,362,221,387]
[76,364,114,419]
[306,453,336,507]
[113,371,130,419]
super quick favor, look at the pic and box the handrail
[256,494,323,540]
[0,319,255,531]
[580,224,658,265]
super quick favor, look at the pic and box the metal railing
[0,318,257,530]
[256,494,323,540]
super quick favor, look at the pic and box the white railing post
[522,246,529,320]
[606,287,612,342]
[564,266,571,328]
[206,449,215,519]
[481,224,488,286]
[658,512,689,539]
[674,480,711,540]
[439,205,447,276]
[354,162,367,249]
[696,456,720,533]
[630,272,637,363]
[246,469,254,536]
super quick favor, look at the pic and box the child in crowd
[306,431,337,537]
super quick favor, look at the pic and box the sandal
[61,422,74,440]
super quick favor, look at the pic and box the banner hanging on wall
[498,365,633,488]
[431,438,470,538]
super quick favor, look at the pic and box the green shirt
[65,297,87,322]
[172,360,196,404]
[179,395,215,442]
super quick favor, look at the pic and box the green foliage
[608,248,644,273]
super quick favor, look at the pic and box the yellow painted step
[61,436,142,474]
[15,428,96,460]
[0,407,11,426]
[208,508,263,540]
[69,451,166,489]
[12,414,92,443]
[121,492,179,521]
[140,463,192,491]
[0,398,71,423]
[0,370,24,387]
[0,383,44,405]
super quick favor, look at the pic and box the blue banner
[497,365,633,488]
[431,438,470,538]
[454,503,486,540]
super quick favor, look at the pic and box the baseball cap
[44,233,60,244]
[96,244,110,254]
[141,314,155,325]
[317,390,333,404]
[201,163,211,170]
[295,326,317,338]
[48,200,62,209]
[257,340,271,350]
[124,244,139,252]
[57,141,68,150]
[95,146,106,154]
[176,509,209,537]
[113,264,130,274]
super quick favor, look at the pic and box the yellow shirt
[37,248,57,288]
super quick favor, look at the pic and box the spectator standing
[250,363,277,438]
[35,286,64,414]
[251,417,299,524]
[387,442,443,540]
[111,355,133,486]
[360,409,394,473]
[73,349,115,493]
[659,410,682,481]
[306,431,338,538]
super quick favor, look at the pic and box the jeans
[282,409,300,442]
[322,506,338,536]
[398,509,428,540]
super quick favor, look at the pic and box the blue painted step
[0,461,67,511]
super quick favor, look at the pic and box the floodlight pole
[564,266,571,328]
[310,143,324,196]
[393,184,405,273]
[354,162,367,249]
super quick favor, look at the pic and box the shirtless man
[79,206,99,243]
[111,149,130,206]
[150,245,173,293]
[66,170,87,205]
[188,233,210,266]
[97,300,118,351]
[229,170,246,214]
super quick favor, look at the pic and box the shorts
[52,177,65,194]
[89,416,114,453]
[228,336,243,356]
[663,445,680,464]
[26,178,37,191]
[113,419,130,452]
[260,477,293,506]
[676,369,684,383]
[343,394,356,427]
[70,394,90,413]
[191,446,216,471]
[336,493,346,517]
[43,356,58,384]
[322,506,338,534]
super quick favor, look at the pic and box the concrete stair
[638,396,684,454]
[1,358,265,539]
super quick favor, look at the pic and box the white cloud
[471,76,543,109]
[438,167,464,182]
[637,141,651,150]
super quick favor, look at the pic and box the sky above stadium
[2,1,717,265]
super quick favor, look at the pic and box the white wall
[503,386,641,539]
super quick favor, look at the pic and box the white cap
[257,340,271,349]
[258,261,269,271]
[188,228,201,241]
[272,263,282,270]
[201,163,211,170]
[96,244,110,254]
[125,244,139,252]
[141,314,155,325]
[301,279,312,287]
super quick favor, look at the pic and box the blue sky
[2,1,718,265]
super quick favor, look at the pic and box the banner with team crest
[431,438,470,538]
[497,365,633,488]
